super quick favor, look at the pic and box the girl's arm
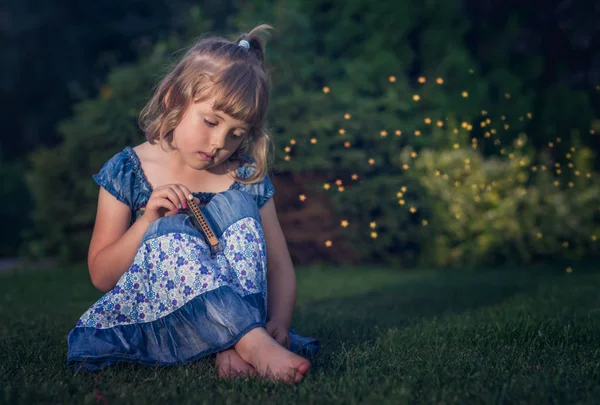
[260,198,297,329]
[87,187,151,293]
[89,183,193,293]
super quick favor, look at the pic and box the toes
[297,359,312,376]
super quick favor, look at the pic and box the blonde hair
[139,24,274,184]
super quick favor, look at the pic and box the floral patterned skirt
[67,190,319,372]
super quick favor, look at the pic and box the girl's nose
[210,130,227,150]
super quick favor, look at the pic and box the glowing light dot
[469,69,474,73]
[437,121,444,127]
[536,232,543,239]
[527,112,533,119]
[453,128,459,134]
[325,240,332,247]
[335,179,343,186]
[422,219,429,226]
[399,199,405,205]
[323,184,331,190]
[411,152,418,158]
[344,141,351,148]
[368,158,375,165]
[389,75,396,83]
[418,76,426,83]
[323,86,330,93]
[562,241,569,248]
[290,139,296,145]
[504,124,510,130]
[344,113,351,119]
[436,77,444,84]
[453,143,460,149]
[339,129,346,135]
[548,142,554,147]
[395,130,402,136]
[370,222,377,229]
[409,207,417,213]
[299,194,307,201]
[568,181,574,188]
[402,164,409,170]
[566,266,572,273]
[570,147,576,152]
[505,93,511,99]
[338,186,345,192]
[310,138,317,144]
[371,232,378,239]
[414,130,421,136]
[380,130,388,137]
[481,110,488,115]
[592,235,597,241]
[424,118,432,125]
[284,146,291,152]
[568,163,573,168]
[556,137,562,143]
[434,170,440,176]
[462,91,469,98]
[341,220,349,228]
[553,180,560,187]
[586,172,591,178]
[351,174,358,180]
[284,155,291,161]
[396,192,403,198]
[413,94,421,101]
[566,153,572,159]
[575,170,581,176]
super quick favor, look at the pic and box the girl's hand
[265,320,290,349]
[141,184,195,225]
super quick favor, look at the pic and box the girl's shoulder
[235,154,275,208]
[93,145,150,208]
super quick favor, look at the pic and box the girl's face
[171,98,249,171]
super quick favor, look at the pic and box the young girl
[67,24,319,383]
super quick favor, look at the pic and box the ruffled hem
[67,286,319,372]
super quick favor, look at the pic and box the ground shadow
[293,269,540,353]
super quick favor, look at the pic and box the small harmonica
[186,196,221,255]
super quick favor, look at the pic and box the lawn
[1,260,599,404]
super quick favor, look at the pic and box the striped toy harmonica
[186,195,221,255]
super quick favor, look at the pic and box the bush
[25,1,600,267]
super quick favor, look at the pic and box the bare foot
[235,327,311,383]
[216,348,257,379]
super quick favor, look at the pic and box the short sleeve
[236,158,276,208]
[92,149,135,208]
[253,174,275,208]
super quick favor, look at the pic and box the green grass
[1,260,600,404]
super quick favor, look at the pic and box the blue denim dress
[67,147,319,372]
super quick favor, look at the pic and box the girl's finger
[171,185,191,209]
[161,188,183,210]
[152,197,178,213]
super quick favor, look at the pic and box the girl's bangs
[210,63,268,127]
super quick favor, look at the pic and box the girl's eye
[204,119,217,127]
